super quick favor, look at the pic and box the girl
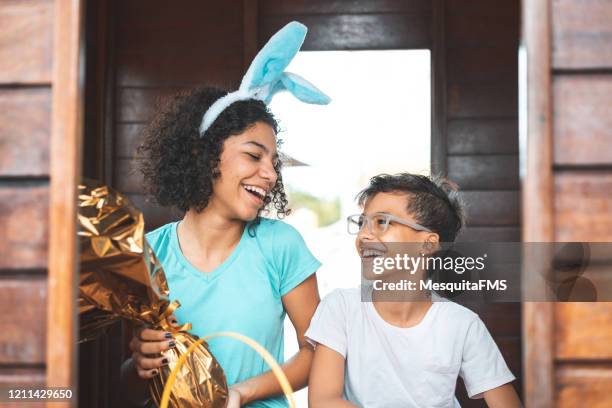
[120,22,330,408]
[306,173,522,408]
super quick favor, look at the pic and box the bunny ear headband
[199,21,331,136]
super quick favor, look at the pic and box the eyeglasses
[347,213,432,235]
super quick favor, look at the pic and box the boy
[306,173,521,407]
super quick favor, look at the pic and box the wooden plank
[115,52,243,88]
[448,155,519,190]
[460,191,520,226]
[114,0,237,29]
[552,0,612,69]
[115,21,243,54]
[447,46,517,83]
[258,0,431,15]
[115,124,145,159]
[447,119,518,155]
[114,159,142,194]
[127,193,181,232]
[117,87,185,123]
[0,88,51,176]
[553,75,612,166]
[47,0,84,397]
[447,83,517,118]
[555,172,612,242]
[430,0,447,175]
[446,0,518,18]
[0,0,53,84]
[260,14,431,50]
[521,2,555,407]
[447,12,518,48]
[457,226,520,242]
[0,185,48,270]
[0,367,46,408]
[243,0,258,71]
[556,365,612,408]
[0,278,46,363]
[556,303,612,360]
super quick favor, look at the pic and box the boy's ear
[423,233,440,253]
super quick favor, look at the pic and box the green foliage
[288,188,341,227]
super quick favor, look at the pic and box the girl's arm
[308,344,356,408]
[229,274,320,406]
[483,383,523,408]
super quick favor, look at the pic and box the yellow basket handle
[159,331,296,408]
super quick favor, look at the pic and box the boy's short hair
[356,173,465,242]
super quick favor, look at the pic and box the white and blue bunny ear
[200,21,331,135]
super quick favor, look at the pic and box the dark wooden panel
[116,52,243,88]
[116,124,145,159]
[448,83,517,119]
[447,119,518,155]
[115,23,242,55]
[457,227,521,242]
[460,191,520,226]
[0,278,46,363]
[446,0,518,18]
[0,88,51,176]
[117,87,185,123]
[0,0,52,84]
[114,0,239,29]
[0,186,48,270]
[127,193,181,232]
[553,75,612,165]
[114,159,142,194]
[552,0,612,69]
[554,172,612,242]
[448,155,519,190]
[260,14,431,50]
[447,47,517,84]
[556,303,612,360]
[557,365,612,408]
[447,12,518,48]
[259,0,431,15]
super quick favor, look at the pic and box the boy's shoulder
[321,287,362,312]
[434,300,480,327]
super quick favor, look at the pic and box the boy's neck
[372,287,433,328]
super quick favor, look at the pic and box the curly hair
[137,86,290,223]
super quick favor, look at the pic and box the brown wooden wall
[441,1,522,405]
[0,0,51,405]
[523,1,612,407]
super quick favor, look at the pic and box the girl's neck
[180,208,246,253]
[372,299,433,329]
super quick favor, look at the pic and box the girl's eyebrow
[243,140,268,153]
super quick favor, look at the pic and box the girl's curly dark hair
[137,86,290,223]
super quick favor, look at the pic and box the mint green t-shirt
[146,218,320,408]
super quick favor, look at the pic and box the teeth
[362,249,385,257]
[243,185,267,199]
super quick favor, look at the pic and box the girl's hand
[128,315,179,379]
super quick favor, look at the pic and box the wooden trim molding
[47,0,85,405]
[521,0,555,407]
[431,0,447,176]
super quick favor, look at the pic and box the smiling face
[208,121,279,221]
[356,192,439,280]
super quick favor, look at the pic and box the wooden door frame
[47,0,85,406]
[520,0,555,407]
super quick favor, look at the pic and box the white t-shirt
[305,288,515,408]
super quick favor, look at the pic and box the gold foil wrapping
[77,179,228,407]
